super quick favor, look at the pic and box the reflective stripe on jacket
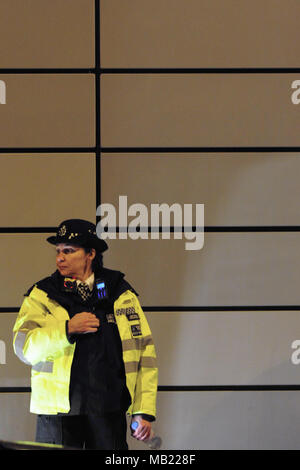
[13,286,158,416]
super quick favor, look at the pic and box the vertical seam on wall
[95,0,101,218]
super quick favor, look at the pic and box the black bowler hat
[47,219,108,253]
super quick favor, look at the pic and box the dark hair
[83,247,103,271]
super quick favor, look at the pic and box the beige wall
[0,0,300,450]
[100,0,300,68]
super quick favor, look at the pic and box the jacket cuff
[132,413,155,422]
[65,320,76,344]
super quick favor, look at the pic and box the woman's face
[55,243,95,280]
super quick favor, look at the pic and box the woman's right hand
[67,312,100,335]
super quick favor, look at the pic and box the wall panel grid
[0,0,300,449]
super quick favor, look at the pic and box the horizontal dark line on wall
[1,385,300,394]
[0,227,56,233]
[205,226,300,232]
[0,147,300,154]
[102,147,300,153]
[101,67,300,74]
[2,306,300,314]
[0,308,19,313]
[101,226,300,233]
[0,67,300,74]
[0,68,95,74]
[0,226,299,234]
[0,387,30,393]
[207,226,300,232]
[0,147,95,153]
[143,306,300,312]
[113,66,300,74]
[158,385,300,391]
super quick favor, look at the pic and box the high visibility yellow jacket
[13,286,158,417]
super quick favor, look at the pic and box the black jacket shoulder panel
[24,272,63,304]
[24,284,36,297]
[24,273,57,297]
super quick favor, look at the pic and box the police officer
[13,219,158,449]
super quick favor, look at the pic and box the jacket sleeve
[131,296,158,418]
[13,287,71,366]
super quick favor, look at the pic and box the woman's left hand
[131,415,152,441]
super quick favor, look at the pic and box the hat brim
[46,236,57,245]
